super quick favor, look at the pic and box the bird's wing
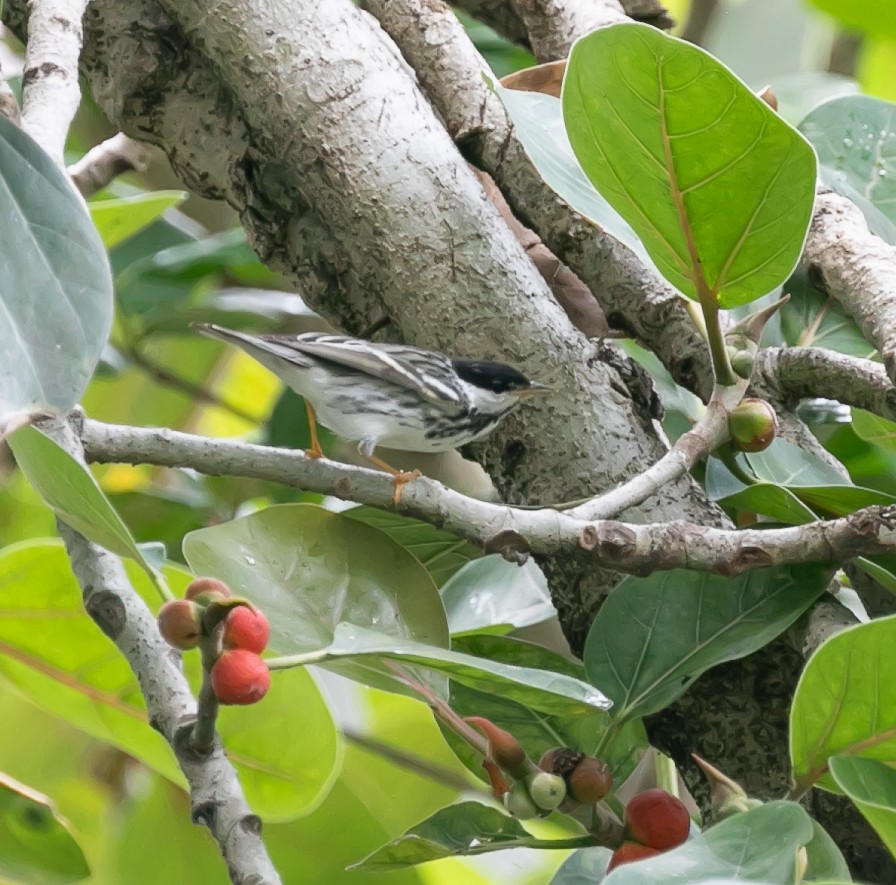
[280,334,465,406]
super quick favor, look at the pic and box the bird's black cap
[451,359,535,394]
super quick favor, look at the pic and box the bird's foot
[304,445,325,460]
[390,469,422,505]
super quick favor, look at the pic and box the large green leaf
[341,506,481,588]
[0,115,113,424]
[804,819,852,883]
[349,801,547,870]
[439,556,554,635]
[852,409,896,452]
[562,23,816,307]
[584,565,828,723]
[603,802,813,883]
[183,503,450,695]
[829,755,896,856]
[492,82,653,267]
[791,616,896,793]
[0,771,90,885]
[550,848,612,884]
[799,96,896,243]
[807,0,896,40]
[305,624,610,716]
[89,191,188,249]
[8,425,151,570]
[0,541,339,819]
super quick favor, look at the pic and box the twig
[803,188,896,385]
[19,0,89,166]
[81,416,896,575]
[754,346,896,422]
[566,381,743,520]
[42,415,282,885]
[68,132,151,197]
[191,625,222,755]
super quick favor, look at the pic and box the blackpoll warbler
[195,324,549,498]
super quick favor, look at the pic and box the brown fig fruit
[157,599,202,650]
[624,788,691,851]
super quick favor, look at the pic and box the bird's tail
[191,323,312,374]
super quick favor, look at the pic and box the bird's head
[451,359,550,409]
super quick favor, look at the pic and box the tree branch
[363,0,713,398]
[755,346,896,421]
[41,416,282,885]
[804,188,896,385]
[19,0,88,165]
[68,132,151,197]
[80,417,896,575]
[510,0,626,61]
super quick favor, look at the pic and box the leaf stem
[265,650,330,669]
[702,296,738,387]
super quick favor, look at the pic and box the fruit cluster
[157,577,271,706]
[608,788,691,871]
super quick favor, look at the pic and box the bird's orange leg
[304,401,325,460]
[365,453,422,504]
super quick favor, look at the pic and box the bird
[194,324,549,501]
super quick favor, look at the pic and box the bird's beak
[516,382,552,399]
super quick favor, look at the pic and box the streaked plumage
[194,324,547,457]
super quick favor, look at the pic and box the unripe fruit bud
[728,398,777,453]
[624,788,690,851]
[223,606,270,653]
[185,576,232,606]
[607,841,661,872]
[157,600,202,650]
[502,787,539,820]
[465,717,527,776]
[525,770,566,811]
[211,649,270,705]
[538,747,612,804]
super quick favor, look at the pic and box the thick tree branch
[755,346,896,421]
[68,132,151,197]
[19,0,88,165]
[511,0,626,61]
[363,0,712,397]
[804,188,896,384]
[42,416,281,885]
[81,417,896,575]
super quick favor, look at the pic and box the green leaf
[562,23,816,307]
[807,0,896,40]
[742,438,850,487]
[89,190,188,249]
[183,503,450,695]
[439,555,554,634]
[799,96,896,243]
[445,635,646,785]
[829,755,896,856]
[0,771,90,885]
[550,848,612,884]
[791,615,896,793]
[0,115,113,423]
[584,565,829,723]
[316,624,610,715]
[603,802,813,883]
[491,82,653,267]
[341,506,481,588]
[0,541,339,820]
[349,801,541,870]
[7,426,151,571]
[852,408,896,451]
[770,72,859,126]
[804,818,853,882]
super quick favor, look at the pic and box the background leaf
[584,565,829,723]
[799,96,896,243]
[549,847,612,884]
[806,0,896,40]
[829,755,896,857]
[563,23,816,307]
[791,616,896,792]
[0,115,113,422]
[89,191,188,249]
[0,771,90,885]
